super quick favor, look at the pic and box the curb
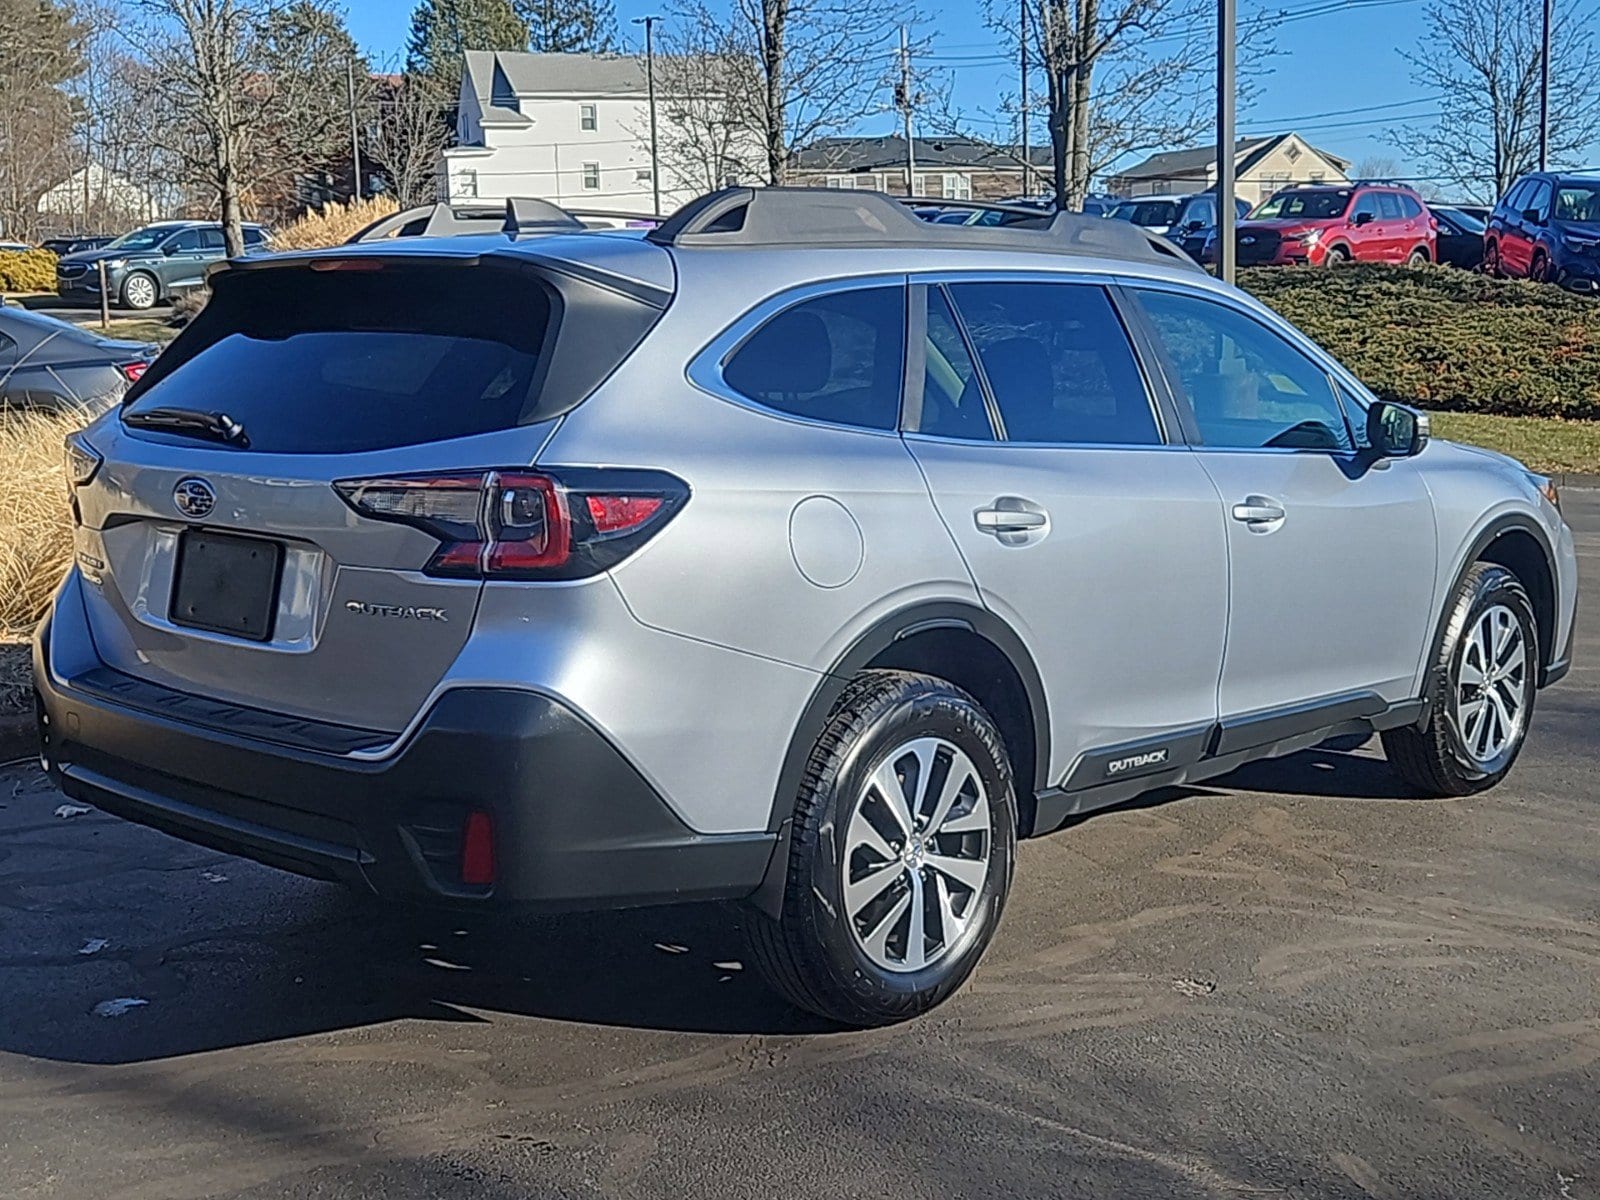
[0,710,37,766]
[1554,473,1600,490]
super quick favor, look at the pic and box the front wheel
[120,271,158,310]
[1382,562,1538,797]
[1323,245,1350,267]
[746,670,1017,1026]
[1482,240,1502,277]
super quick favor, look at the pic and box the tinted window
[1377,193,1403,219]
[946,282,1159,446]
[166,229,205,252]
[1351,192,1379,221]
[1502,179,1533,213]
[243,227,267,246]
[915,287,991,440]
[1398,194,1424,219]
[1182,196,1216,227]
[723,287,905,430]
[1136,289,1352,452]
[125,267,558,454]
[200,229,226,251]
[0,331,16,366]
[1527,180,1553,219]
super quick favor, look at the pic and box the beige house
[1107,133,1352,205]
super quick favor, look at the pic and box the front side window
[166,229,205,252]
[1526,180,1553,220]
[1134,288,1353,452]
[945,281,1160,446]
[722,286,906,431]
[1500,179,1532,214]
[1350,192,1379,223]
[242,227,267,246]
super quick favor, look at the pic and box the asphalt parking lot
[2,497,1597,1200]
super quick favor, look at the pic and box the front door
[903,277,1229,796]
[1128,285,1437,735]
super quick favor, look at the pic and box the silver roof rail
[646,186,1199,269]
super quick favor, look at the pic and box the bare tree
[642,16,763,193]
[1390,0,1600,200]
[668,0,910,184]
[129,0,364,254]
[0,0,85,241]
[368,72,453,206]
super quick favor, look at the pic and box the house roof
[792,135,1051,173]
[1113,133,1352,180]
[463,49,648,101]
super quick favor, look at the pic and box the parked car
[36,187,1576,1027]
[0,239,30,253]
[1484,172,1600,291]
[1174,195,1254,262]
[55,221,270,310]
[0,307,157,412]
[1428,204,1486,269]
[1453,203,1493,224]
[39,235,114,256]
[1232,181,1436,266]
[1108,195,1188,235]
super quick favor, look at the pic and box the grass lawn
[1429,412,1600,476]
[97,317,178,344]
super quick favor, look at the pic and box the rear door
[1375,192,1407,261]
[1127,284,1436,731]
[73,252,664,734]
[904,275,1229,795]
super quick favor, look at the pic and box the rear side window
[1377,193,1403,220]
[915,287,991,440]
[722,286,905,430]
[124,266,558,454]
[945,282,1160,446]
[243,227,266,247]
[1398,194,1424,219]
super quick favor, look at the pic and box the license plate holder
[170,531,284,641]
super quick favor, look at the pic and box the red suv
[1232,181,1437,267]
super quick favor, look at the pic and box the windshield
[1554,184,1600,222]
[1250,190,1352,220]
[104,225,182,252]
[1110,199,1180,227]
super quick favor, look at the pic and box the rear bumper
[33,615,775,912]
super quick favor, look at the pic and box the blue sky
[346,0,1448,191]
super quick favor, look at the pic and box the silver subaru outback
[35,189,1578,1026]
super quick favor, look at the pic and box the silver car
[35,189,1578,1026]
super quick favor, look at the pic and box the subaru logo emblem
[1240,235,1256,244]
[172,477,216,519]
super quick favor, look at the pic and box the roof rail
[646,187,1199,269]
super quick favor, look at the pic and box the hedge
[1240,264,1600,420]
[0,249,57,293]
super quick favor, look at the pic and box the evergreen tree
[405,0,529,86]
[515,0,616,54]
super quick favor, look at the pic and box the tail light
[118,361,149,384]
[334,467,688,580]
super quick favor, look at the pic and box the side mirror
[161,243,180,256]
[1353,211,1375,227]
[1522,207,1543,225]
[1368,401,1430,458]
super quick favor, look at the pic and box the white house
[443,50,747,216]
[36,161,161,223]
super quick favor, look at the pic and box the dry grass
[270,196,399,250]
[1,410,83,644]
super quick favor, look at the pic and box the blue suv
[1485,172,1600,291]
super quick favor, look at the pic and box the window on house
[582,162,600,190]
[635,167,653,184]
[456,168,478,198]
[580,103,597,131]
[943,174,972,200]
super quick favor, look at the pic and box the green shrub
[1240,264,1600,420]
[0,249,58,293]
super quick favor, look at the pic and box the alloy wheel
[123,274,156,309]
[1454,603,1528,765]
[841,736,992,974]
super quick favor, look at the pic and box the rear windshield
[123,265,556,454]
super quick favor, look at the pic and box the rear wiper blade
[123,406,250,448]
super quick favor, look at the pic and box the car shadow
[0,736,1417,1065]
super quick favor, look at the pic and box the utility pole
[1539,0,1552,171]
[1216,0,1237,284]
[346,58,363,202]
[898,26,916,195]
[1019,0,1030,196]
[634,15,662,214]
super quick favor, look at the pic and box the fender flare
[1426,513,1559,686]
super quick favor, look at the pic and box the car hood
[1556,220,1600,240]
[1237,218,1335,234]
[57,245,148,266]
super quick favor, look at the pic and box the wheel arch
[1433,514,1558,686]
[749,601,1049,918]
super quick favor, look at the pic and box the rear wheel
[120,271,158,310]
[1382,562,1538,797]
[746,670,1017,1026]
[1405,246,1430,267]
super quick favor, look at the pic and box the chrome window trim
[685,273,910,440]
[906,267,1172,449]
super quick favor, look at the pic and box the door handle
[1231,496,1286,524]
[975,502,1048,535]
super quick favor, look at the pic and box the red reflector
[118,361,149,383]
[586,494,664,533]
[461,811,496,885]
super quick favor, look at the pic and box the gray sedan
[0,307,158,413]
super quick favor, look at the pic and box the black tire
[1382,562,1539,797]
[120,271,159,311]
[1531,252,1550,284]
[746,670,1017,1026]
[1483,239,1502,277]
[1405,246,1430,267]
[1323,245,1350,267]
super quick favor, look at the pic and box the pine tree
[405,0,529,86]
[514,0,617,54]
